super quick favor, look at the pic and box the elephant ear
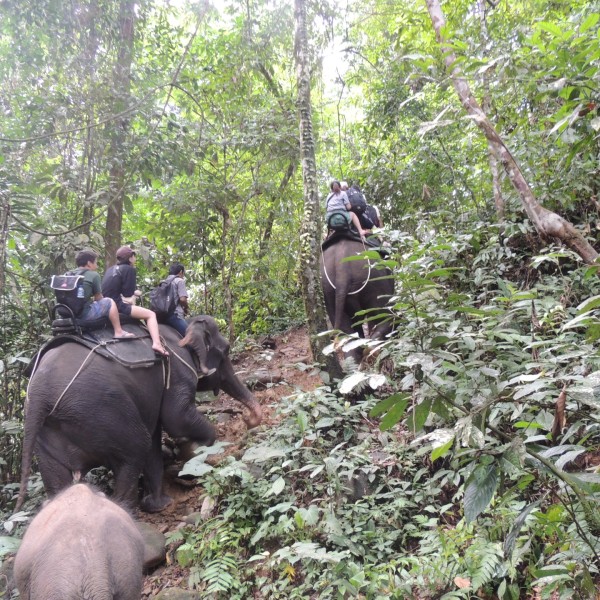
[181,315,230,371]
[204,320,230,370]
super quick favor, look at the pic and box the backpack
[149,276,178,321]
[326,211,350,232]
[364,205,381,228]
[50,269,88,318]
[346,187,367,215]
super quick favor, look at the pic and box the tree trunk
[477,0,504,222]
[0,190,9,296]
[294,0,343,378]
[104,0,135,266]
[425,0,598,264]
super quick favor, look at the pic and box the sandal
[114,331,136,339]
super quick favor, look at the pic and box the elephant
[14,483,144,600]
[15,315,262,513]
[321,234,394,352]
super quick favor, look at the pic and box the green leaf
[242,445,288,463]
[580,13,599,32]
[0,536,21,557]
[503,501,539,558]
[464,463,499,523]
[267,476,285,496]
[379,397,409,431]
[431,437,454,461]
[576,295,600,315]
[370,392,409,417]
[536,21,564,37]
[407,397,432,432]
[178,458,213,478]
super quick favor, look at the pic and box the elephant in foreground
[15,316,262,513]
[321,235,394,347]
[14,483,144,600]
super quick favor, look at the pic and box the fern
[202,553,238,593]
[467,540,503,592]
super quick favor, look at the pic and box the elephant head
[179,316,262,428]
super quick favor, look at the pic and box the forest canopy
[1,0,600,597]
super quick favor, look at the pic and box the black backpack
[364,205,381,228]
[149,276,178,321]
[50,269,88,318]
[346,187,367,215]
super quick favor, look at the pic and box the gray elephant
[321,234,394,342]
[15,315,262,513]
[14,483,144,600]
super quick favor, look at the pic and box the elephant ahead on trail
[14,483,144,600]
[15,316,262,513]
[321,234,394,349]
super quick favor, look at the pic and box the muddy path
[141,325,322,597]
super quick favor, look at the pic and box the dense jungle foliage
[1,0,600,597]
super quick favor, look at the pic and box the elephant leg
[140,426,172,513]
[345,295,365,338]
[37,450,74,497]
[161,398,216,446]
[109,426,154,511]
[36,431,82,497]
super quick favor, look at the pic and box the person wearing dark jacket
[102,246,168,356]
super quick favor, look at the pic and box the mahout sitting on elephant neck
[15,316,262,513]
[14,483,144,600]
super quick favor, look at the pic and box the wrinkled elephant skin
[321,238,394,354]
[14,484,144,600]
[15,316,262,513]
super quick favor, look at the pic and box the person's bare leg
[350,213,366,238]
[130,306,168,355]
[108,300,134,338]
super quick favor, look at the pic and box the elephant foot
[140,493,173,513]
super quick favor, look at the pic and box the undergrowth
[170,218,600,599]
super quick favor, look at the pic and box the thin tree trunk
[294,0,343,377]
[425,0,598,264]
[79,0,100,236]
[259,161,297,260]
[477,0,504,221]
[0,190,9,295]
[105,0,135,266]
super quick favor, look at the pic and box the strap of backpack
[325,193,335,211]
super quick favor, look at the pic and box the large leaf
[464,463,499,523]
[503,501,540,558]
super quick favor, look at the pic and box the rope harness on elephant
[164,338,206,382]
[322,237,372,296]
[30,336,171,416]
[48,343,103,416]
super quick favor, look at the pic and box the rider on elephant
[161,262,189,337]
[102,246,168,356]
[325,181,366,240]
[74,249,134,340]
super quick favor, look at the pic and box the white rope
[48,343,102,416]
[322,236,372,296]
[165,340,199,379]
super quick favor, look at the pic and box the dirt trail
[141,325,321,597]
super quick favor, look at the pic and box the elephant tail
[14,406,45,513]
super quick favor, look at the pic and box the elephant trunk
[219,360,262,429]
